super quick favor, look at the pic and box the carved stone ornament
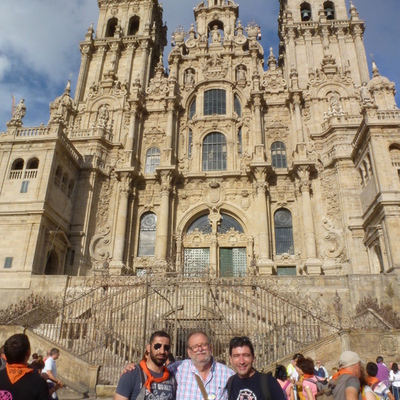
[322,218,345,259]
[89,225,112,271]
[202,54,229,79]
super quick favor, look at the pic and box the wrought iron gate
[5,273,340,385]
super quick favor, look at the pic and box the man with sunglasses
[114,331,176,400]
[226,336,286,400]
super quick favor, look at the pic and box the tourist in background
[276,364,295,400]
[314,360,329,379]
[296,357,320,400]
[390,363,400,400]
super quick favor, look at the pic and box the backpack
[304,377,333,400]
[281,380,291,400]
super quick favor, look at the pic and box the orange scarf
[332,368,354,381]
[139,359,169,393]
[6,363,33,384]
[366,376,379,388]
[304,374,315,379]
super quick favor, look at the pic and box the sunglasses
[153,343,171,352]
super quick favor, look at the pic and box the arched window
[300,2,312,21]
[188,130,193,158]
[61,173,69,193]
[218,213,244,234]
[238,128,243,156]
[202,132,227,171]
[26,158,39,169]
[389,144,400,167]
[145,147,161,173]
[128,16,140,35]
[68,180,74,198]
[275,209,294,255]
[271,141,287,168]
[44,250,59,275]
[234,95,241,118]
[188,214,212,234]
[138,213,157,256]
[9,158,24,179]
[11,159,24,171]
[324,1,335,20]
[55,166,62,187]
[204,89,226,115]
[106,18,118,37]
[189,99,196,120]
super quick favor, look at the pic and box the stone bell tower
[278,0,369,87]
[74,0,167,102]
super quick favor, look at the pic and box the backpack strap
[283,381,291,391]
[260,373,272,400]
[226,375,235,399]
[136,365,147,400]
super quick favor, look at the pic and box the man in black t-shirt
[0,333,49,400]
[226,336,286,400]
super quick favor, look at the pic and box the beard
[149,350,167,367]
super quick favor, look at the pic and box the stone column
[352,26,370,84]
[253,95,263,145]
[155,171,172,261]
[110,172,132,274]
[75,45,92,101]
[292,93,305,143]
[163,99,175,165]
[297,166,321,274]
[124,43,136,87]
[95,45,107,83]
[125,104,138,165]
[252,166,274,274]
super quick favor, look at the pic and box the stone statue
[13,99,26,121]
[360,82,373,105]
[185,69,195,84]
[211,25,222,44]
[98,104,109,128]
[237,65,246,81]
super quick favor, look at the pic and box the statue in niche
[211,25,222,44]
[98,104,109,128]
[237,65,246,81]
[185,69,195,85]
[360,82,373,105]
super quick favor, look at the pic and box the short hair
[275,364,288,380]
[4,334,31,364]
[149,331,170,344]
[32,353,39,360]
[392,363,399,374]
[367,362,378,377]
[376,356,384,364]
[0,346,4,355]
[229,336,254,356]
[187,331,210,346]
[50,348,59,356]
[297,357,315,375]
[293,353,304,361]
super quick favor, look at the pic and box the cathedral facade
[0,0,399,297]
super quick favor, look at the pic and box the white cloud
[0,0,398,128]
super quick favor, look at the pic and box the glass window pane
[277,266,297,276]
[145,147,160,173]
[218,213,244,233]
[138,213,157,256]
[204,90,226,115]
[189,99,196,120]
[184,248,210,277]
[187,215,212,234]
[220,248,246,277]
[271,141,287,168]
[202,132,227,171]
[234,96,241,118]
[275,209,294,255]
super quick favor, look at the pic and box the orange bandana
[304,374,315,379]
[6,364,33,384]
[366,376,379,388]
[139,359,169,393]
[332,368,355,381]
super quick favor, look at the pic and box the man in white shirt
[43,348,63,399]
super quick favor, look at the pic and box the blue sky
[0,0,399,128]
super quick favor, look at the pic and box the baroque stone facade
[0,0,400,298]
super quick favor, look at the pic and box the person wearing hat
[331,351,363,400]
